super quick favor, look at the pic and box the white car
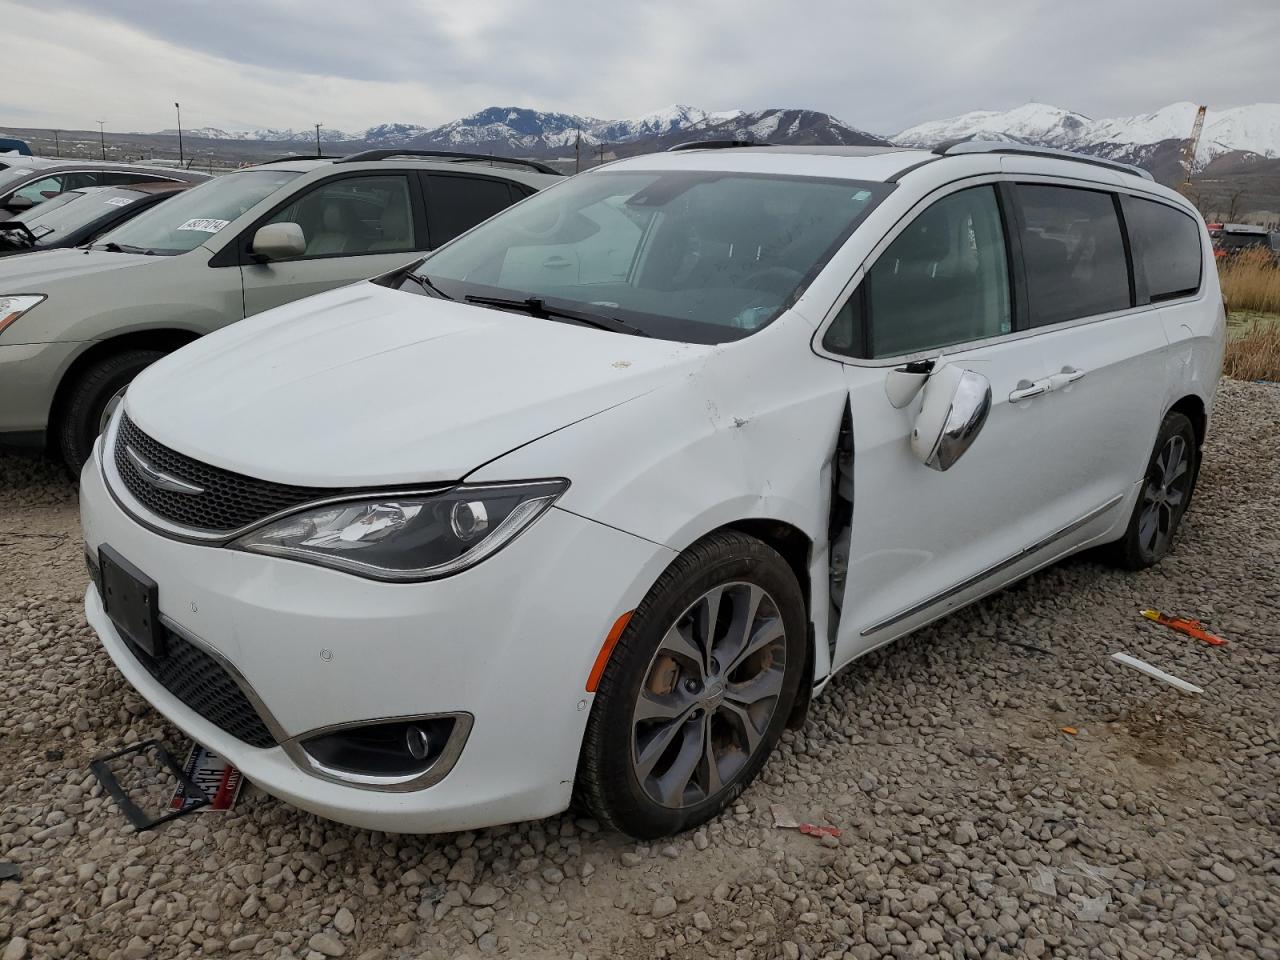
[80,141,1224,838]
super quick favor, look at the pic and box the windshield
[98,169,301,255]
[413,170,892,344]
[20,188,140,243]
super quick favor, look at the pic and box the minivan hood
[126,283,710,486]
[0,246,156,287]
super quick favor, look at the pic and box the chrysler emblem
[124,445,205,496]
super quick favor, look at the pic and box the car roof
[1,157,204,177]
[604,142,1160,191]
[254,155,560,188]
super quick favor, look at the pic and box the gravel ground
[1,379,1277,960]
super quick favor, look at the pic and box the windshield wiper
[464,294,649,337]
[401,271,454,300]
[92,241,154,255]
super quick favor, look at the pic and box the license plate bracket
[99,544,165,659]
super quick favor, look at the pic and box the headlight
[0,295,46,337]
[230,480,567,581]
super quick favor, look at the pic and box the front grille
[114,414,350,533]
[120,625,277,748]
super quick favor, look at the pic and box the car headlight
[230,480,568,581]
[0,295,46,337]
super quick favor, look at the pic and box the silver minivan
[0,151,560,467]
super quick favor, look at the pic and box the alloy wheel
[630,582,787,809]
[1137,434,1191,558]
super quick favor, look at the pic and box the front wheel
[1104,411,1198,569]
[58,349,166,473]
[575,531,807,838]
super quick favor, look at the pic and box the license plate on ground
[99,544,166,659]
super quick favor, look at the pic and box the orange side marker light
[586,611,634,692]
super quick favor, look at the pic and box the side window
[1120,195,1202,302]
[825,185,1011,359]
[63,172,102,190]
[264,174,417,258]
[13,175,66,203]
[100,172,168,186]
[1016,185,1130,326]
[425,174,516,247]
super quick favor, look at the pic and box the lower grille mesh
[119,627,277,749]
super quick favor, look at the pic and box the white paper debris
[1111,653,1203,694]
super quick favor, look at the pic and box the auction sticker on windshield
[177,218,230,233]
[103,196,135,207]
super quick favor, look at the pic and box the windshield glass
[20,188,140,243]
[414,170,891,343]
[98,169,301,255]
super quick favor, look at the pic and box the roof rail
[333,149,562,175]
[668,139,771,152]
[254,155,341,165]
[932,140,1154,181]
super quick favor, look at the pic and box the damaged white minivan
[80,141,1224,837]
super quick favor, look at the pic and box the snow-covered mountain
[148,104,888,155]
[893,101,1280,167]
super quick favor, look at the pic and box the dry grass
[1224,318,1280,382]
[1218,249,1280,315]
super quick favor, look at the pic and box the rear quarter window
[1121,195,1202,302]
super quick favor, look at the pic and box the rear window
[1121,196,1202,302]
[425,174,517,247]
[1016,184,1131,326]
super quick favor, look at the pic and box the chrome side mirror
[910,364,992,471]
[251,222,306,261]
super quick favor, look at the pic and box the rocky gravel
[2,379,1278,960]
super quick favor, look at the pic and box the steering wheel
[514,201,570,240]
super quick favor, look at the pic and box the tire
[575,531,807,838]
[58,349,166,473]
[1103,411,1198,570]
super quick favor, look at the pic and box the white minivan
[80,142,1224,838]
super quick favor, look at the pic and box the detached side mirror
[251,222,306,261]
[4,195,34,212]
[910,363,992,471]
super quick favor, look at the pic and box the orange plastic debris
[1061,727,1078,735]
[1141,609,1226,646]
[798,823,842,838]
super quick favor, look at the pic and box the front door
[820,182,1062,667]
[240,173,426,317]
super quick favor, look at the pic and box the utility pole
[596,143,606,167]
[315,122,323,157]
[575,128,581,173]
[97,120,106,160]
[52,130,60,157]
[175,102,185,166]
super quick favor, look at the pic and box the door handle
[1046,366,1087,391]
[1009,378,1049,402]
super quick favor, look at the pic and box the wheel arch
[1167,393,1207,450]
[46,328,201,452]
[718,518,816,730]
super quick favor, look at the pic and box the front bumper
[80,444,675,833]
[0,340,83,438]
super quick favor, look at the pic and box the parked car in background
[0,137,33,157]
[0,150,560,467]
[0,183,192,258]
[79,141,1224,837]
[1211,222,1276,259]
[0,157,206,221]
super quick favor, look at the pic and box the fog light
[300,717,456,778]
[405,725,431,761]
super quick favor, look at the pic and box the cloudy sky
[4,0,1278,136]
